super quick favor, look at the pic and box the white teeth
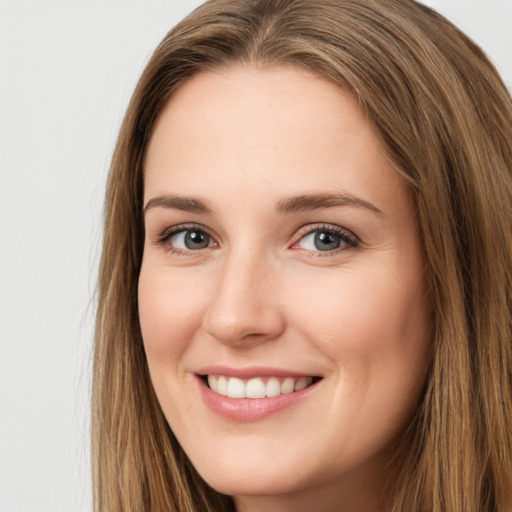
[280,377,295,394]
[294,377,312,391]
[217,376,228,396]
[266,377,281,397]
[207,375,217,391]
[246,378,266,398]
[207,375,316,398]
[227,377,246,398]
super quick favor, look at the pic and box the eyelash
[292,223,359,256]
[155,223,217,256]
[155,223,359,257]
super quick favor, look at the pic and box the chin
[198,465,305,498]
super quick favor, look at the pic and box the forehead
[146,65,374,165]
[143,65,410,215]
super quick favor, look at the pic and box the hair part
[93,1,512,510]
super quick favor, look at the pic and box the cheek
[290,262,431,391]
[138,265,207,362]
[297,263,431,444]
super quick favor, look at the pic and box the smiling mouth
[202,375,321,399]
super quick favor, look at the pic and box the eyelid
[152,222,358,256]
[154,223,218,250]
[290,223,359,253]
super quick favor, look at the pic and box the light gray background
[0,1,510,511]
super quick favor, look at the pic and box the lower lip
[196,376,320,422]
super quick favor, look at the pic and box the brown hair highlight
[93,1,512,510]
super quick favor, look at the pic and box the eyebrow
[143,192,384,217]
[275,193,384,216]
[144,195,213,215]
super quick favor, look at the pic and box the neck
[233,464,387,512]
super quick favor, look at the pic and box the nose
[202,251,285,347]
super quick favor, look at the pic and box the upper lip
[197,365,321,379]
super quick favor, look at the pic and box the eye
[172,229,213,250]
[292,225,358,253]
[157,225,217,252]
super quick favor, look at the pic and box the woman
[92,0,512,510]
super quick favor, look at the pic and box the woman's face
[139,65,431,511]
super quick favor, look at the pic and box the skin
[139,65,432,512]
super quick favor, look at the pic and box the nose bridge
[203,246,283,345]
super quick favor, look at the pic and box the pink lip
[195,370,322,422]
[197,365,318,379]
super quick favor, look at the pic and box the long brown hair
[93,1,512,510]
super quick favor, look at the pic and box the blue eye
[295,227,357,252]
[165,228,215,251]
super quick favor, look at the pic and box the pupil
[185,230,209,249]
[314,231,341,251]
